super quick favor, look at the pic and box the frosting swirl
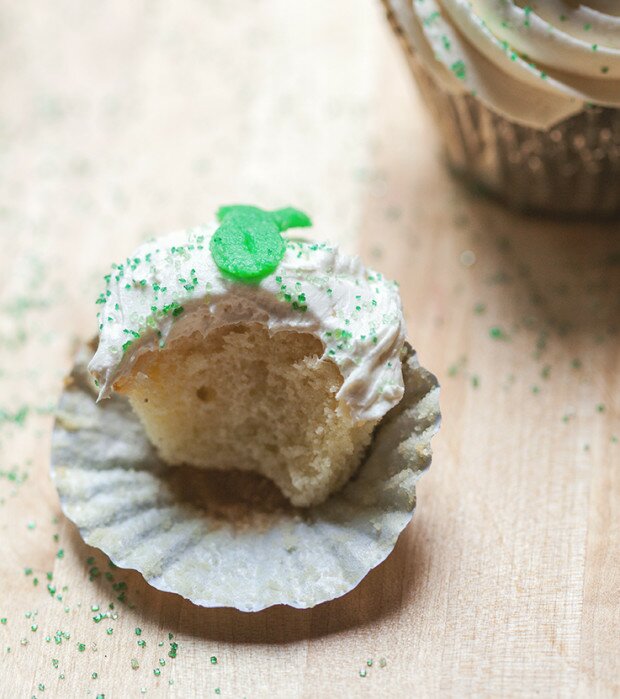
[389,0,620,128]
[88,223,406,422]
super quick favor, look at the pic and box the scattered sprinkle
[489,326,509,341]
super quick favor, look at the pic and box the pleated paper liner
[51,341,440,611]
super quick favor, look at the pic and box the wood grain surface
[0,1,618,697]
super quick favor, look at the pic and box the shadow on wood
[459,193,620,346]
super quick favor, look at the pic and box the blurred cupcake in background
[383,1,620,216]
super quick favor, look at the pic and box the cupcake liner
[384,2,620,217]
[51,341,440,611]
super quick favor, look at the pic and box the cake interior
[115,323,375,507]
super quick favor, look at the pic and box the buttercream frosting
[388,0,620,128]
[88,223,406,422]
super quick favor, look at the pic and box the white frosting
[389,0,620,128]
[88,223,406,422]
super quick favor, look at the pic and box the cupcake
[88,205,407,507]
[383,1,620,215]
[52,204,440,610]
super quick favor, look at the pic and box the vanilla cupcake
[88,205,406,507]
[383,1,620,215]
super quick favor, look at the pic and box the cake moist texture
[116,323,374,507]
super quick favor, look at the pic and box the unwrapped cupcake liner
[51,341,440,611]
[384,3,620,217]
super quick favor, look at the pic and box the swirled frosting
[88,223,406,422]
[389,0,620,128]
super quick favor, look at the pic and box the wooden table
[1,1,618,697]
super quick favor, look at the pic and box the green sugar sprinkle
[489,326,509,341]
[0,406,29,426]
[210,204,311,282]
[210,656,218,664]
[451,60,466,80]
[135,627,142,636]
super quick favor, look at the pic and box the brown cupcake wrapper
[383,1,620,217]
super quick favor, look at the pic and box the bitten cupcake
[53,204,439,610]
[383,1,620,215]
[88,205,406,507]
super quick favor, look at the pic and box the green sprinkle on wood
[489,326,509,341]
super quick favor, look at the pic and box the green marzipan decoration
[210,205,312,282]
